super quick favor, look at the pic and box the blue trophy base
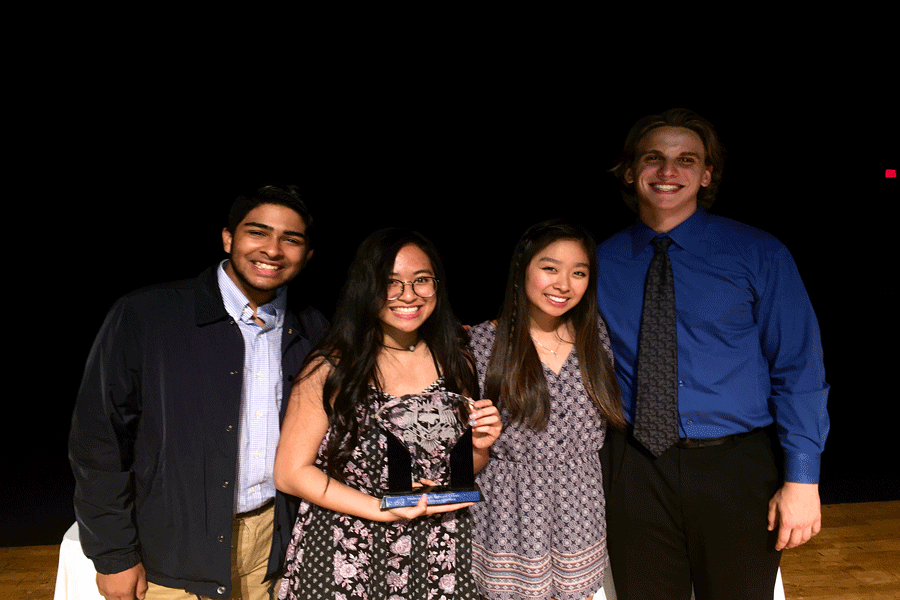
[380,485,482,509]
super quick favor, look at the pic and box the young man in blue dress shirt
[596,109,829,600]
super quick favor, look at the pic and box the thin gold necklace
[532,334,565,356]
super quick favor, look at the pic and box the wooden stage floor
[2,501,898,599]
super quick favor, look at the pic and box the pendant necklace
[532,335,563,356]
[383,339,420,352]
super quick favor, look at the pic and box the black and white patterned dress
[468,321,611,600]
[279,380,479,600]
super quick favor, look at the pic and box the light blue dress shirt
[597,208,829,484]
[218,261,287,513]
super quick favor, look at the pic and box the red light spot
[888,169,897,178]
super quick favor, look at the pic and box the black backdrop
[3,76,898,546]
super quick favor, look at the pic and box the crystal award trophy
[377,390,483,509]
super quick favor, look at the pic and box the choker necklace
[383,339,420,352]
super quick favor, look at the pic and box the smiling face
[626,125,714,232]
[378,243,437,345]
[221,203,312,308]
[524,239,590,325]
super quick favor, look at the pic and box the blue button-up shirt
[218,262,287,513]
[597,208,829,484]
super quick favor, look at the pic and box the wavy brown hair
[610,108,727,211]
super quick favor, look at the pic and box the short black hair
[227,185,315,248]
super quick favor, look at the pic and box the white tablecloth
[53,522,783,600]
[593,561,785,600]
[54,523,104,600]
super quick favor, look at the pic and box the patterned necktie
[634,237,680,457]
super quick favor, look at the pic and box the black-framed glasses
[386,277,439,300]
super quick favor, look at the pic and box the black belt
[234,499,274,520]
[673,430,756,449]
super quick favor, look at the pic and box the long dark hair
[484,219,625,430]
[304,228,477,482]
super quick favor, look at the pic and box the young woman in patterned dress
[467,220,625,600]
[274,228,501,600]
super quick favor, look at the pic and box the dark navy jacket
[69,266,328,598]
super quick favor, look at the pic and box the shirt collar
[629,207,709,257]
[216,260,287,328]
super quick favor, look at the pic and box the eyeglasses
[386,277,439,300]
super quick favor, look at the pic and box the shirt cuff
[784,451,821,484]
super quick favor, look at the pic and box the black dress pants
[602,427,782,600]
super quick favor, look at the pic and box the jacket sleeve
[68,297,144,574]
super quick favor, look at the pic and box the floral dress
[279,380,479,600]
[468,321,612,600]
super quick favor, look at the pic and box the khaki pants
[147,503,277,600]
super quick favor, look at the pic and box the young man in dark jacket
[69,185,329,600]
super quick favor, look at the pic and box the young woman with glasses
[274,227,501,600]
